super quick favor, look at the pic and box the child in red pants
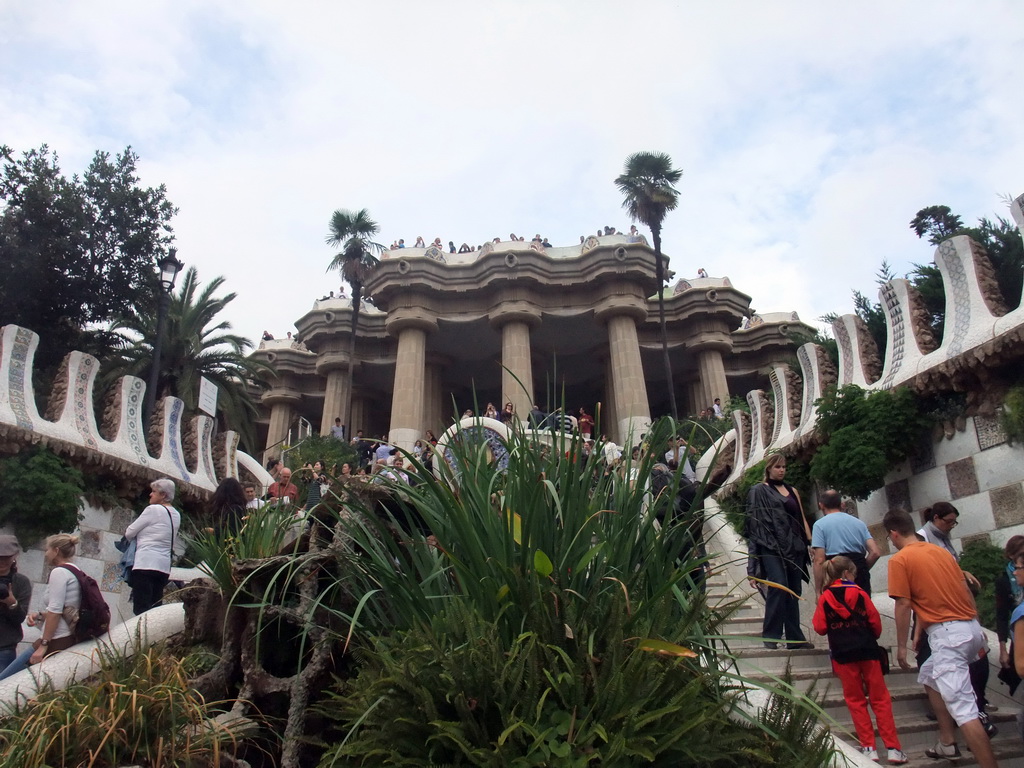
[812,556,907,764]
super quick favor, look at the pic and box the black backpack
[58,564,112,641]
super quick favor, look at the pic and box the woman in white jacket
[125,478,181,615]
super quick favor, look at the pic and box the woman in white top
[0,533,82,680]
[125,478,181,616]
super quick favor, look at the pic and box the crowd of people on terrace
[382,225,653,256]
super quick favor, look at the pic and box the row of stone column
[268,312,732,455]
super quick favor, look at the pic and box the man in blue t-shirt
[811,489,881,595]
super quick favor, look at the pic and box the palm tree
[105,267,273,452]
[615,152,683,420]
[325,208,384,437]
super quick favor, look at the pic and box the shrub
[810,385,929,500]
[1003,384,1024,445]
[0,447,83,544]
[958,539,1007,631]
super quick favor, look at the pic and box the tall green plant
[0,641,237,767]
[616,152,683,420]
[105,266,272,452]
[182,503,304,599]
[299,418,835,765]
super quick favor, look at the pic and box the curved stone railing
[0,324,271,493]
[707,201,1024,484]
[0,603,185,704]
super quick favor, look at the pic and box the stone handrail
[0,603,185,704]
[707,199,1024,485]
[0,324,271,493]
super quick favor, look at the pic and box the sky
[2,1,1023,348]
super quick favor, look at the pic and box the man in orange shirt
[884,508,998,766]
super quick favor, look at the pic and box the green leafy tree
[325,208,384,434]
[909,205,964,244]
[910,206,1024,317]
[0,447,84,544]
[0,144,176,372]
[104,267,272,452]
[616,152,683,419]
[810,384,929,499]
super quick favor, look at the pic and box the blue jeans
[0,645,35,681]
[0,646,15,671]
[760,552,807,643]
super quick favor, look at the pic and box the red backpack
[58,564,112,641]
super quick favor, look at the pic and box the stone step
[831,738,1024,767]
[832,712,1024,766]
[730,646,833,676]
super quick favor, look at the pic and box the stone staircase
[704,575,1024,767]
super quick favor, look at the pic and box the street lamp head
[157,248,184,292]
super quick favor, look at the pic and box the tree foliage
[325,208,384,434]
[821,203,1023,368]
[810,385,929,500]
[616,152,683,419]
[0,447,84,544]
[104,267,272,452]
[0,144,176,371]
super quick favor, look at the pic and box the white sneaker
[860,746,879,762]
[886,747,908,765]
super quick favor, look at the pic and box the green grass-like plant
[182,502,305,598]
[301,417,838,766]
[0,641,237,768]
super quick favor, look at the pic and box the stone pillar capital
[594,296,648,325]
[314,353,350,376]
[488,302,542,330]
[385,309,437,337]
[261,390,302,407]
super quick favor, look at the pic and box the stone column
[386,312,437,449]
[489,304,541,425]
[696,347,730,412]
[601,355,617,443]
[687,380,704,417]
[597,306,651,446]
[319,366,348,436]
[263,393,299,460]
[349,393,368,436]
[423,360,445,438]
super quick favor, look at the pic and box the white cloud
[2,0,1023,346]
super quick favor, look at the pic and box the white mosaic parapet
[767,365,797,447]
[712,220,1024,487]
[0,324,271,493]
[0,603,185,705]
[744,390,770,467]
[877,279,929,391]
[724,408,751,485]
[930,236,1006,365]
[833,314,879,388]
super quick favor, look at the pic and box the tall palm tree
[105,267,273,452]
[615,152,683,420]
[325,208,384,437]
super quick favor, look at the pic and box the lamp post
[142,248,184,428]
